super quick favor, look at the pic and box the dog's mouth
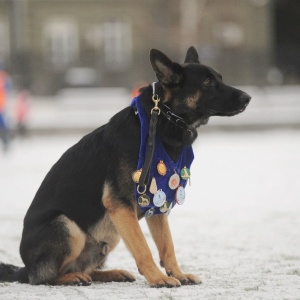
[208,93,251,117]
[208,106,246,117]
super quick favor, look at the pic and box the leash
[137,82,161,195]
[135,82,192,194]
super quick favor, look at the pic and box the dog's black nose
[240,93,251,106]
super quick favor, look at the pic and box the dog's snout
[240,93,251,106]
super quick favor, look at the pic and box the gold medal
[138,194,150,207]
[132,169,142,183]
[149,177,158,194]
[180,166,191,181]
[157,160,167,176]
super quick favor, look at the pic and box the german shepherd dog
[0,47,251,287]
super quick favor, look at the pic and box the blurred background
[1,0,300,91]
[0,0,299,136]
[0,3,299,297]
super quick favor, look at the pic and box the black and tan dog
[0,47,251,287]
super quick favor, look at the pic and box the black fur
[0,264,28,283]
[0,47,251,285]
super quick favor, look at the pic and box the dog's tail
[0,263,29,283]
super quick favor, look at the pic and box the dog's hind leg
[146,214,202,285]
[91,269,135,282]
[54,272,92,286]
[20,215,90,285]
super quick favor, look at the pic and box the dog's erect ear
[184,46,200,64]
[150,49,183,85]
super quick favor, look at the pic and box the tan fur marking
[102,182,181,287]
[186,91,201,108]
[102,182,112,209]
[89,212,120,254]
[146,214,177,270]
[58,216,86,273]
[162,86,172,103]
[146,214,201,285]
[91,269,135,282]
[54,272,91,285]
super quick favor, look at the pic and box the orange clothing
[0,71,7,112]
[130,81,147,99]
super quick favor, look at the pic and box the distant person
[131,80,147,99]
[0,70,10,151]
[14,88,30,136]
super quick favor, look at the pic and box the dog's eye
[203,78,212,86]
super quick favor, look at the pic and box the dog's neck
[139,85,197,161]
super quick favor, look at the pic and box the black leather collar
[132,82,191,133]
[160,104,191,132]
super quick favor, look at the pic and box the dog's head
[150,46,251,129]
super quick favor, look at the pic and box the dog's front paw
[150,276,181,288]
[147,273,181,288]
[168,272,202,285]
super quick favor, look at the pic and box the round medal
[166,202,174,216]
[159,201,172,213]
[157,160,167,176]
[168,172,180,190]
[153,189,166,207]
[175,186,185,205]
[132,169,142,183]
[145,207,155,218]
[138,194,150,207]
[180,166,191,181]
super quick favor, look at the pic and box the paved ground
[0,129,299,299]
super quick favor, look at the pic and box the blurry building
[0,0,298,95]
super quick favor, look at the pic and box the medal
[138,194,150,207]
[168,171,180,190]
[149,177,158,194]
[157,160,167,176]
[132,169,142,183]
[175,186,185,205]
[159,201,172,213]
[180,166,191,181]
[166,203,174,216]
[153,189,166,207]
[145,207,155,218]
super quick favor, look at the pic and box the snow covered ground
[0,129,300,299]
